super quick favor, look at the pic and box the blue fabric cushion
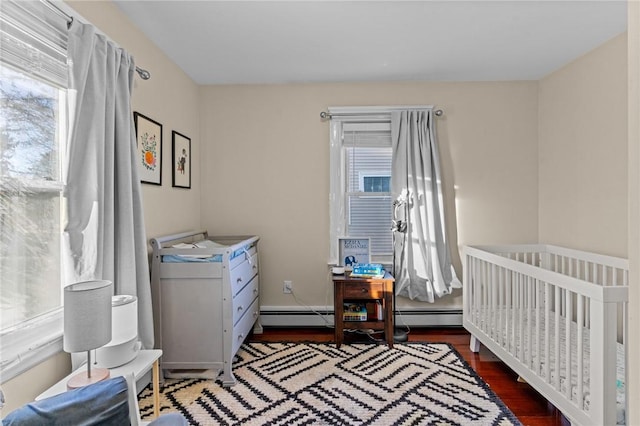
[2,376,129,426]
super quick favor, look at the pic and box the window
[329,111,393,265]
[360,174,391,193]
[0,0,69,381]
[0,66,66,330]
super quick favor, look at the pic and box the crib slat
[535,278,541,375]
[507,271,517,354]
[526,275,533,368]
[564,290,572,400]
[577,295,585,410]
[490,265,499,340]
[478,258,482,323]
[584,260,589,282]
[554,285,561,391]
[498,266,504,348]
[518,273,524,361]
[544,282,551,386]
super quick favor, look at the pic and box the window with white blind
[0,0,69,381]
[329,113,393,266]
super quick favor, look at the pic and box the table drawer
[343,282,384,299]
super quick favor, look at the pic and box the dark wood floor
[248,326,567,426]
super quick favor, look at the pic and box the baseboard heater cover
[259,307,462,327]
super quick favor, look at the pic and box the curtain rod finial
[320,111,330,120]
[136,68,151,80]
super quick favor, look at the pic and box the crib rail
[473,244,628,287]
[463,245,628,426]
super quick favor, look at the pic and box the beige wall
[538,33,628,257]
[199,81,539,310]
[1,0,202,414]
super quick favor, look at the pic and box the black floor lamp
[391,220,409,343]
[393,292,408,342]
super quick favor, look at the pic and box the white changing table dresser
[150,231,262,387]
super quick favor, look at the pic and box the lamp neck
[86,350,92,378]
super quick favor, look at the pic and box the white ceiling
[112,1,627,85]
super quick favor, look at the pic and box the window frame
[0,0,69,383]
[328,108,394,266]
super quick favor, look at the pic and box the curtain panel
[391,110,461,302]
[64,22,153,349]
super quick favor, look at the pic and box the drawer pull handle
[243,248,252,265]
[253,311,259,318]
[237,305,244,312]
[361,288,368,293]
[237,277,242,284]
[253,288,258,295]
[238,333,244,340]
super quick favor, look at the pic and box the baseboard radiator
[259,306,462,328]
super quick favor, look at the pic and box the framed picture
[172,131,191,189]
[338,237,370,270]
[134,112,162,185]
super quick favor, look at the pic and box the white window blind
[0,0,69,382]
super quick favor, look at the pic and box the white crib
[463,245,628,426]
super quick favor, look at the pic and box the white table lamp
[63,280,113,389]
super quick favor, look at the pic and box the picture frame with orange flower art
[134,112,162,185]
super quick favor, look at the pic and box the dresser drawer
[230,252,258,296]
[232,275,259,326]
[343,282,384,299]
[232,298,259,355]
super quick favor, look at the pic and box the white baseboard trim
[259,306,462,328]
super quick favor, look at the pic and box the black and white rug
[138,342,521,425]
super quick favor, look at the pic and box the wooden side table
[36,349,162,419]
[333,271,394,348]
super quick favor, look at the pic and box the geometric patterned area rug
[138,342,521,425]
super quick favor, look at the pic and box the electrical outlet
[283,280,293,294]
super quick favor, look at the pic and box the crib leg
[469,335,481,353]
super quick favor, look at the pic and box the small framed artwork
[338,237,370,271]
[134,112,162,185]
[172,131,191,189]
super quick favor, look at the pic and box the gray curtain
[391,110,461,303]
[64,22,153,349]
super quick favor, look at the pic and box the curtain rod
[41,0,151,80]
[320,108,444,121]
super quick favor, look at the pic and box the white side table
[36,349,162,419]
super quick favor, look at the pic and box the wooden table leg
[385,283,394,348]
[152,359,160,418]
[334,280,344,348]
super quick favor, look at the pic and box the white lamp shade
[63,280,113,353]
